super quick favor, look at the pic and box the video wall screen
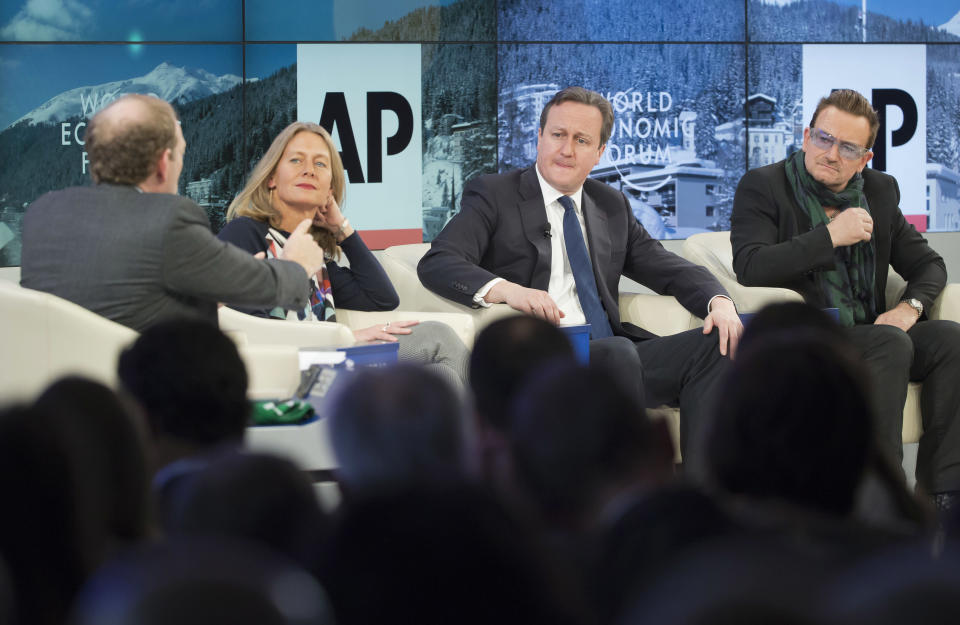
[1,0,958,266]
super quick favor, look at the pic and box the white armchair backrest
[0,281,136,401]
[680,231,738,282]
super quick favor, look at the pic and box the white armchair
[0,281,302,404]
[681,230,960,444]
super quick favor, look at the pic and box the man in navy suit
[418,86,741,455]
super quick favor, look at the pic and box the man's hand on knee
[486,281,565,325]
[703,296,743,358]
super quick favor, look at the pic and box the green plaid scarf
[784,150,876,327]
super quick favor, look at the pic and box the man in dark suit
[419,86,742,453]
[21,94,324,332]
[731,88,960,509]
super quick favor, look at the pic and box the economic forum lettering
[601,90,694,165]
[59,90,146,175]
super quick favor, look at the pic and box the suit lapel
[518,168,552,291]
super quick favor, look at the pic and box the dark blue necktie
[558,195,613,339]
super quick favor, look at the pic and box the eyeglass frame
[807,126,871,161]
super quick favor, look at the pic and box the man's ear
[155,148,172,184]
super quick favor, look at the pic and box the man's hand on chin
[486,281,565,325]
[874,302,919,332]
[703,296,742,358]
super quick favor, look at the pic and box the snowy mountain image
[942,10,960,37]
[9,62,242,128]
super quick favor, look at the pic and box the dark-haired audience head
[738,301,844,352]
[72,537,334,625]
[118,319,249,467]
[319,486,578,625]
[509,362,673,529]
[327,363,467,497]
[0,405,86,625]
[469,315,575,431]
[34,377,150,555]
[167,451,328,570]
[1,381,149,625]
[702,307,873,516]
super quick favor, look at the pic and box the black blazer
[418,167,728,340]
[731,161,946,318]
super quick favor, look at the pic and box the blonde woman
[218,122,468,388]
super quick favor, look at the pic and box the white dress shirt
[474,165,590,326]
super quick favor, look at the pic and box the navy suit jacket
[418,167,728,340]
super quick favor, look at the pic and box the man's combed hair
[810,89,880,149]
[539,86,615,147]
[86,95,179,186]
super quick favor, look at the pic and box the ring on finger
[382,322,390,332]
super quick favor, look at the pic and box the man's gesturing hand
[486,280,565,325]
[279,218,326,277]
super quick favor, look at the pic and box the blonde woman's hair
[227,121,346,256]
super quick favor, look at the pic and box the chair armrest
[714,274,805,314]
[236,343,301,400]
[218,306,355,349]
[619,293,700,337]
[930,283,960,322]
[336,309,477,348]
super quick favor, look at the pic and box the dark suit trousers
[590,328,730,457]
[847,320,960,493]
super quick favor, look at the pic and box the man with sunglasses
[730,88,960,514]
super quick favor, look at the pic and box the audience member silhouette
[72,536,335,625]
[468,316,576,483]
[699,303,921,562]
[117,319,250,528]
[0,389,148,625]
[508,361,673,531]
[34,377,151,554]
[0,405,87,625]
[318,486,583,625]
[507,361,682,624]
[721,302,931,534]
[327,363,469,498]
[166,450,329,572]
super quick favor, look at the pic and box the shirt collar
[534,164,584,215]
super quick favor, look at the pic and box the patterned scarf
[784,150,876,327]
[264,227,337,322]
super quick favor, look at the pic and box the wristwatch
[902,298,923,319]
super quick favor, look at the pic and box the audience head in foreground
[509,361,674,529]
[703,304,874,517]
[327,363,468,497]
[118,319,249,470]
